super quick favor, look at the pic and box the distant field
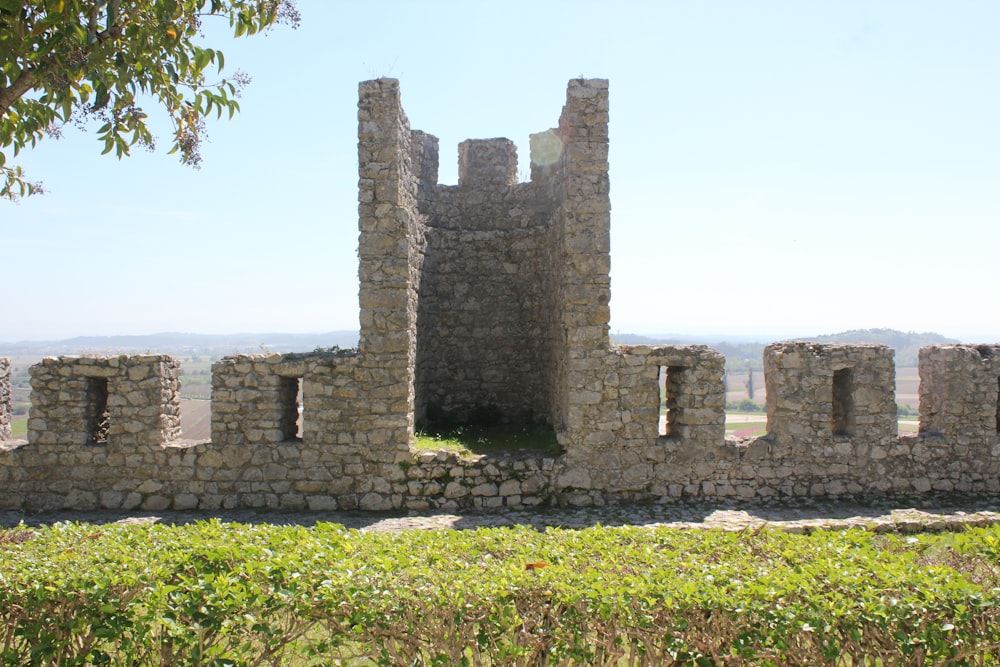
[725,418,767,438]
[179,399,212,441]
[895,366,919,410]
[10,417,27,438]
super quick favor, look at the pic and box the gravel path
[5,496,1000,534]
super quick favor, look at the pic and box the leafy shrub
[2,521,1000,665]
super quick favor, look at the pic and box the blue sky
[3,1,999,343]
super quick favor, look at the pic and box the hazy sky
[3,1,998,343]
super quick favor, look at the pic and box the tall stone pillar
[356,78,422,458]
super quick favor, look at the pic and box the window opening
[85,377,110,444]
[658,366,683,437]
[278,376,303,441]
[177,355,212,441]
[831,368,854,436]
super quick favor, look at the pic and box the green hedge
[2,520,1000,665]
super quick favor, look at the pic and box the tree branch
[0,24,122,118]
[0,68,41,117]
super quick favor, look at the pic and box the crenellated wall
[1,343,1000,511]
[2,78,999,512]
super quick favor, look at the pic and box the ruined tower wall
[356,78,424,458]
[546,79,614,437]
[415,221,556,425]
[415,139,558,426]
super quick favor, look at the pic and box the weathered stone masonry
[27,355,181,448]
[2,79,999,511]
[415,137,558,426]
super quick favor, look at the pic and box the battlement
[26,355,181,448]
[458,138,518,187]
[2,78,998,512]
[3,342,999,510]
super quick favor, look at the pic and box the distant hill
[612,329,958,369]
[803,328,959,367]
[1,328,957,369]
[612,333,770,345]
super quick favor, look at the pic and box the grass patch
[9,417,26,438]
[725,421,767,430]
[414,424,560,456]
[4,521,1000,664]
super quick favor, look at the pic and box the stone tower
[357,78,612,434]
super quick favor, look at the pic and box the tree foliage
[0,0,299,201]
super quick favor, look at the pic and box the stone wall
[0,358,10,441]
[3,79,999,513]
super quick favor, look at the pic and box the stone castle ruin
[2,79,999,512]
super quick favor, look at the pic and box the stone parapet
[919,345,1000,440]
[458,138,517,188]
[211,352,361,447]
[27,355,180,448]
[763,342,897,452]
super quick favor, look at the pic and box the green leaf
[194,49,210,73]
